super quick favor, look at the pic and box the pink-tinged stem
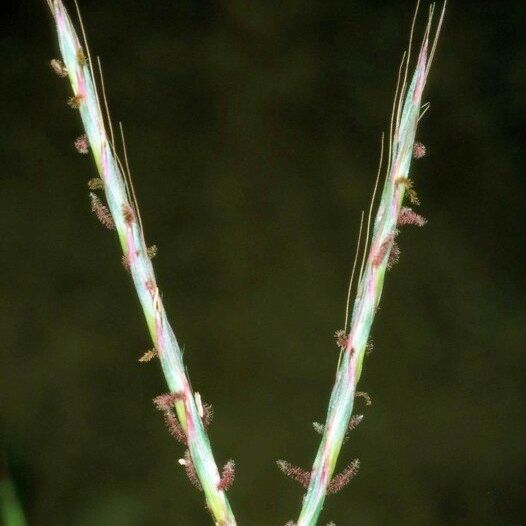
[295,4,445,524]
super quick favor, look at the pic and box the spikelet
[147,245,158,259]
[355,391,372,406]
[163,411,187,445]
[50,58,67,77]
[413,141,427,159]
[312,422,324,435]
[89,192,114,229]
[76,47,87,66]
[327,459,360,494]
[138,348,157,362]
[74,134,89,154]
[387,240,401,269]
[334,329,349,350]
[396,177,421,206]
[87,178,104,190]
[373,234,395,267]
[217,460,235,491]
[181,450,202,491]
[152,391,185,411]
[342,415,364,443]
[67,94,84,109]
[398,207,427,227]
[122,204,135,224]
[121,253,131,272]
[347,414,363,432]
[202,403,214,429]
[277,460,311,488]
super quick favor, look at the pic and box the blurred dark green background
[1,1,525,524]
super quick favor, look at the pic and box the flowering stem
[294,4,446,525]
[46,1,236,524]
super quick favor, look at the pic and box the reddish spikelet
[74,134,89,154]
[413,141,427,159]
[152,392,185,411]
[398,207,427,227]
[217,460,235,491]
[90,193,115,229]
[87,178,104,190]
[327,459,360,494]
[373,235,395,267]
[183,450,202,491]
[355,391,372,406]
[277,460,311,488]
[202,403,214,429]
[50,58,67,77]
[387,240,400,269]
[147,245,158,259]
[334,329,349,350]
[163,411,187,445]
[67,94,84,109]
[138,348,157,362]
[123,204,135,224]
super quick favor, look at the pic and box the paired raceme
[46,1,236,524]
[46,0,445,524]
[279,3,446,525]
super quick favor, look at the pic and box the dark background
[1,1,525,525]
